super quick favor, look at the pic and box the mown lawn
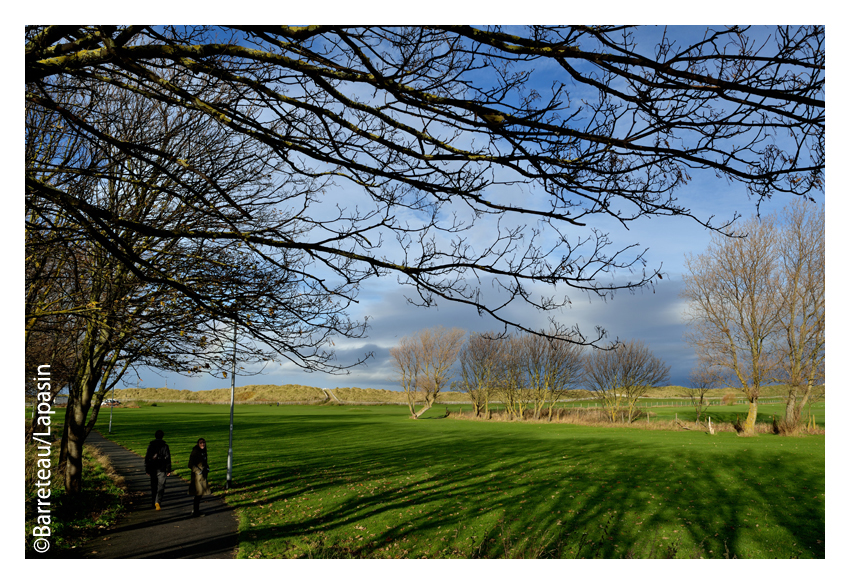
[96,403,825,558]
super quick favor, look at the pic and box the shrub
[772,416,788,435]
[721,392,737,406]
[772,414,823,436]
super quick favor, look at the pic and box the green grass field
[93,402,825,558]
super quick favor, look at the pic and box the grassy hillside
[114,383,822,404]
[115,384,326,403]
[326,387,405,403]
[640,384,825,399]
[115,384,473,404]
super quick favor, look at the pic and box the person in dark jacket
[144,430,172,510]
[187,438,211,517]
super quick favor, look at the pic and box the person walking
[144,430,171,510]
[188,438,211,517]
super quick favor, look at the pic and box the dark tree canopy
[26,25,825,362]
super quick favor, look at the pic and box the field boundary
[30,393,817,410]
[122,398,328,405]
[110,395,796,407]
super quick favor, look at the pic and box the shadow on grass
[99,404,825,558]
[662,404,825,430]
[243,430,822,557]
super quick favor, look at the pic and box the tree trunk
[784,385,799,426]
[627,401,637,424]
[62,368,98,493]
[413,402,432,419]
[57,394,74,475]
[85,402,103,435]
[741,399,758,435]
[783,384,811,432]
[794,393,810,427]
[404,392,417,418]
[64,395,91,493]
[413,395,436,419]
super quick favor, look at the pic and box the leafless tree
[457,332,505,418]
[497,335,530,420]
[583,340,670,423]
[25,209,84,440]
[685,361,720,425]
[390,335,421,419]
[517,329,585,420]
[522,333,551,420]
[26,26,824,347]
[682,215,781,435]
[25,77,363,492]
[774,200,825,431]
[683,201,825,434]
[391,326,466,419]
[542,334,586,422]
[682,201,824,434]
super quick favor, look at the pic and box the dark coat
[187,445,211,496]
[144,439,172,474]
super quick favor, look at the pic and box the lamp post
[107,384,115,433]
[226,320,236,489]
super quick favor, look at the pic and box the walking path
[66,431,239,559]
[322,388,341,402]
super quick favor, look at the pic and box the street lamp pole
[226,320,236,489]
[108,384,115,433]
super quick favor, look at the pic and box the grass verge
[25,429,126,553]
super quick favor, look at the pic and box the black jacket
[144,439,172,473]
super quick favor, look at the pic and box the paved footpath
[64,431,239,559]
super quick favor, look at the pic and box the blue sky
[127,25,828,394]
[132,173,824,394]
[24,24,823,395]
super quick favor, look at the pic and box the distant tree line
[391,326,669,423]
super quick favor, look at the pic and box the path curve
[322,388,341,402]
[65,431,239,559]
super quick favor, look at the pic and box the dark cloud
[128,181,826,393]
[136,274,696,392]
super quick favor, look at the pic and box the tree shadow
[100,405,825,558]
